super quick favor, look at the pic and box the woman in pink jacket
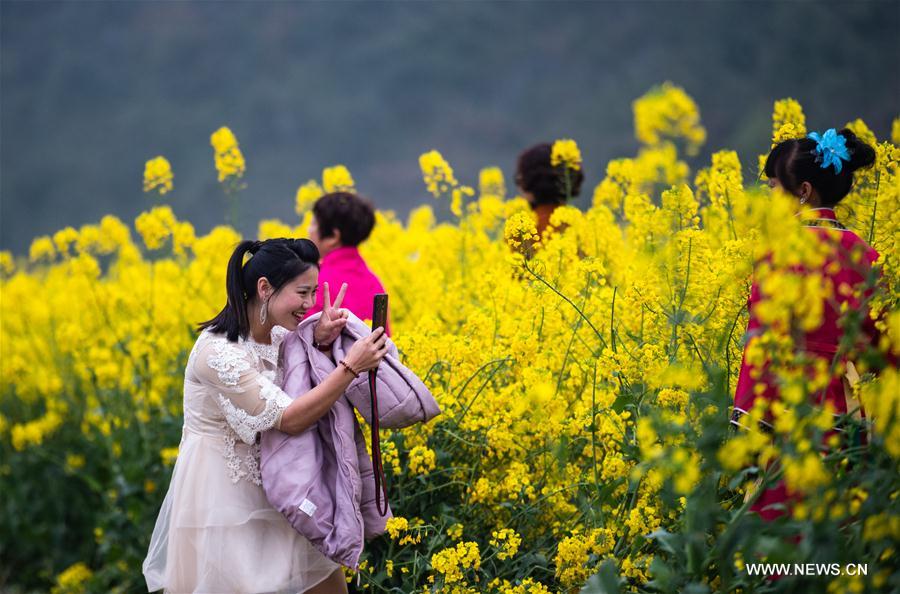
[305,191,391,336]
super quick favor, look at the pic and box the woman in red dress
[731,128,880,521]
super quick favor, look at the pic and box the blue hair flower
[807,128,851,174]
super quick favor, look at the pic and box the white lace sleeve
[193,335,294,445]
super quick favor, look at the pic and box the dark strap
[369,370,390,516]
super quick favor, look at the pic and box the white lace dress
[143,326,340,593]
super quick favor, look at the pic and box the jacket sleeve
[335,317,440,428]
[280,332,316,398]
[193,335,294,444]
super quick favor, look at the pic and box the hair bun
[289,238,320,264]
[838,128,876,173]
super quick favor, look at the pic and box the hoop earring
[259,299,268,325]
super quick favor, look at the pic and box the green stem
[610,286,618,353]
[590,361,603,523]
[451,357,512,427]
[867,169,880,245]
[523,260,608,349]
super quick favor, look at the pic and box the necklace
[795,208,846,230]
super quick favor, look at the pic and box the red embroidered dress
[731,208,881,520]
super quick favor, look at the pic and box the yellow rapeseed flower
[430,541,480,584]
[0,251,14,276]
[419,150,458,197]
[322,165,355,193]
[210,126,246,183]
[65,454,86,471]
[52,562,92,594]
[143,156,174,195]
[633,82,706,155]
[29,235,56,262]
[551,139,582,172]
[160,446,179,466]
[407,445,437,476]
[135,206,177,251]
[771,98,806,144]
[478,166,506,199]
[52,227,79,257]
[295,179,324,216]
[385,516,409,540]
[489,528,522,560]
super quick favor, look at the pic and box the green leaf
[579,559,622,594]
[646,529,682,556]
[727,466,759,490]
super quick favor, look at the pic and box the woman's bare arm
[277,327,388,435]
[277,366,357,434]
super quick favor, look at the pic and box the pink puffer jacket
[260,312,440,569]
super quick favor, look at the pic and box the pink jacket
[259,312,439,569]
[303,246,391,336]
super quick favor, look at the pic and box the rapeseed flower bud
[550,138,582,172]
[135,205,177,250]
[322,164,355,193]
[419,149,457,197]
[489,528,522,560]
[772,98,806,142]
[210,126,246,183]
[633,82,706,155]
[143,156,173,195]
[478,166,505,199]
[295,180,324,216]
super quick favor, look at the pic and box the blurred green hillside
[1,1,898,251]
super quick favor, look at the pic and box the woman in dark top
[515,142,585,237]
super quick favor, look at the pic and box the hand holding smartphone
[371,293,388,333]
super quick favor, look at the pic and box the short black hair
[764,128,876,207]
[312,192,376,247]
[515,142,585,206]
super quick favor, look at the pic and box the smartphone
[371,293,388,332]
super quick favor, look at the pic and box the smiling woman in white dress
[143,238,388,594]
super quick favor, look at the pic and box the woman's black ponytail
[197,238,319,341]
